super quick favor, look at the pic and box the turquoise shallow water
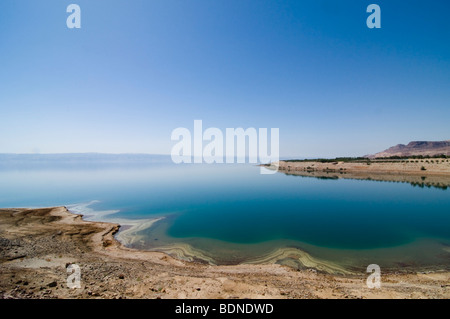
[0,155,449,270]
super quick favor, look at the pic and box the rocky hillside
[368,140,450,158]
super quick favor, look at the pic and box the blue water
[1,154,449,269]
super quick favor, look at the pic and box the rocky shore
[0,207,449,299]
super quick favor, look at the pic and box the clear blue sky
[0,0,449,157]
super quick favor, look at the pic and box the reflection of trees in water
[410,181,448,190]
[283,172,449,190]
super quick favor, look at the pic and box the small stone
[48,281,57,288]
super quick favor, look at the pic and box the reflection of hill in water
[282,171,450,190]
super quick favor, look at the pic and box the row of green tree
[286,154,448,163]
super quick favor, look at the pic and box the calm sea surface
[1,155,449,270]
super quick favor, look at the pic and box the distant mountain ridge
[0,153,172,170]
[367,140,450,158]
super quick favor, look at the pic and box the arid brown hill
[367,140,450,158]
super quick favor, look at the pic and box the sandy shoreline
[0,206,449,299]
[274,159,450,177]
